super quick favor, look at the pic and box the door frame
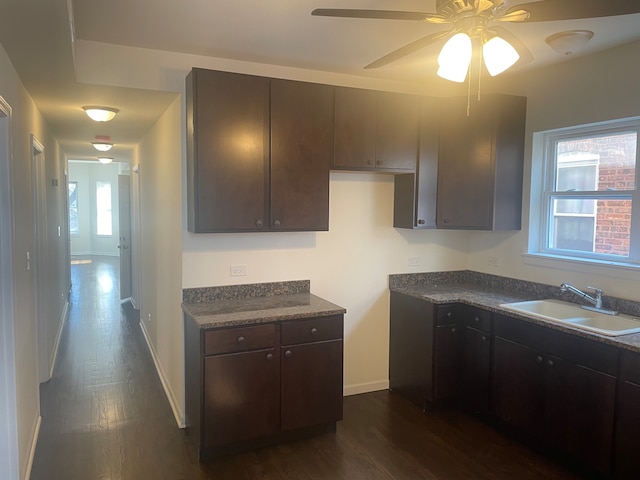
[31,134,50,383]
[0,95,20,480]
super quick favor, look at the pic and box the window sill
[523,252,640,280]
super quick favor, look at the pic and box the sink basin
[500,299,640,336]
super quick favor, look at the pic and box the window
[534,118,640,264]
[96,181,112,236]
[68,181,79,235]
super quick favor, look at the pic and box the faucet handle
[587,286,603,295]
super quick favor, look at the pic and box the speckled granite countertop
[182,281,346,329]
[389,271,640,354]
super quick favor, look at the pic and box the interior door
[118,175,132,301]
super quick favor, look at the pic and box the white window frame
[532,117,640,266]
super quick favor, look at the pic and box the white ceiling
[1,0,640,163]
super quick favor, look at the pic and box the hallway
[30,257,582,480]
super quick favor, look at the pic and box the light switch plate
[230,264,247,276]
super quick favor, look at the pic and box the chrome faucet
[559,283,618,315]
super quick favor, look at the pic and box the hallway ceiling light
[97,157,113,164]
[545,30,594,56]
[92,142,113,152]
[83,106,119,122]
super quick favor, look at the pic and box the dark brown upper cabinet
[333,87,420,173]
[186,68,333,233]
[437,94,526,230]
[393,96,440,229]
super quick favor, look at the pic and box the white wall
[0,42,70,480]
[466,40,640,302]
[183,173,469,395]
[68,161,121,256]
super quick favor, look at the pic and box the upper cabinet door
[375,91,420,172]
[270,79,333,231]
[333,87,419,172]
[187,69,270,233]
[437,94,526,230]
[333,87,377,169]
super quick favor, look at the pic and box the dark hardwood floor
[31,256,583,479]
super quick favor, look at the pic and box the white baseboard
[48,301,69,379]
[343,380,389,397]
[23,415,41,480]
[138,321,185,428]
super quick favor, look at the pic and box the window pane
[550,198,632,257]
[96,181,112,236]
[68,181,79,235]
[556,133,637,192]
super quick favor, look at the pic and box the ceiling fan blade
[364,30,452,69]
[311,8,433,21]
[494,9,531,22]
[487,26,534,66]
[509,0,640,22]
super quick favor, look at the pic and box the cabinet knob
[481,335,488,342]
[273,219,281,227]
[284,350,292,358]
[446,311,452,318]
[266,353,273,361]
[474,316,480,323]
[546,359,555,368]
[255,219,263,227]
[535,355,543,364]
[451,327,457,334]
[310,327,318,335]
[237,336,245,344]
[443,218,450,224]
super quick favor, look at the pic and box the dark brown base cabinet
[184,315,343,459]
[614,350,640,479]
[389,293,631,478]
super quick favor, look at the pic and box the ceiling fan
[311,0,640,82]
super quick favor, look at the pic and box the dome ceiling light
[83,106,119,122]
[92,142,113,152]
[97,157,113,164]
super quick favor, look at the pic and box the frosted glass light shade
[83,106,119,122]
[92,142,113,152]
[97,157,113,164]
[483,36,520,76]
[437,33,472,82]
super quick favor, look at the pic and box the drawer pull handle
[284,350,293,358]
[310,327,318,335]
[266,353,273,361]
[237,336,245,344]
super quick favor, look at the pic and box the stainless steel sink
[500,299,640,336]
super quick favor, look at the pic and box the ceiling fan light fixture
[92,142,113,152]
[437,33,472,82]
[545,30,594,56]
[83,106,119,122]
[97,157,113,164]
[483,36,520,76]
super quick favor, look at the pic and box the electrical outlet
[230,264,247,277]
[408,257,421,267]
[488,255,500,267]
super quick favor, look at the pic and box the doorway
[0,96,19,480]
